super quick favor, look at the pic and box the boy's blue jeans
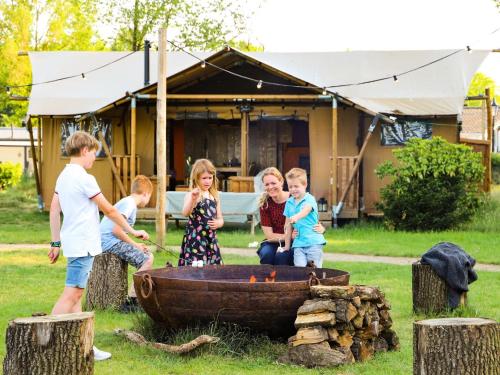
[293,244,324,268]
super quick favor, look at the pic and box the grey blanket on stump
[421,242,478,308]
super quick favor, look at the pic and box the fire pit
[134,265,349,337]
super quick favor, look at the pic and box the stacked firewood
[280,285,399,368]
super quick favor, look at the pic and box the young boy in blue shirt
[283,168,326,267]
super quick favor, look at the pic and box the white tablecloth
[165,191,261,223]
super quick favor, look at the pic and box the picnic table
[165,191,261,234]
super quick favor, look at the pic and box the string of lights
[2,51,138,93]
[1,25,499,95]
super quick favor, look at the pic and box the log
[351,336,374,362]
[86,252,128,310]
[298,299,336,315]
[355,285,382,301]
[335,300,357,323]
[381,328,400,351]
[335,330,353,348]
[114,329,220,354]
[412,262,466,314]
[292,326,329,346]
[3,313,94,375]
[281,341,352,368]
[295,312,336,328]
[311,285,356,299]
[413,318,499,375]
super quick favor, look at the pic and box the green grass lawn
[1,178,499,264]
[1,249,498,374]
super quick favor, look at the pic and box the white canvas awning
[28,49,489,116]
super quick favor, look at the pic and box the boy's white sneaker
[93,346,111,361]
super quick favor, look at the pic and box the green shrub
[0,162,22,190]
[376,137,484,231]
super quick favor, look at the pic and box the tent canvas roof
[27,48,489,116]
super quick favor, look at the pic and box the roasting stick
[143,238,179,257]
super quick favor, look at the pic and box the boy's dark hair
[64,131,99,156]
[131,175,153,195]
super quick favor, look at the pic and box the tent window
[60,118,112,157]
[381,120,432,146]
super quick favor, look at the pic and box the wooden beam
[26,117,43,209]
[485,88,493,192]
[98,131,126,197]
[156,28,168,250]
[130,96,137,185]
[138,94,327,100]
[331,98,338,209]
[240,111,249,176]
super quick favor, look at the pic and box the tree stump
[86,252,128,310]
[3,312,94,375]
[413,318,499,375]
[412,261,466,314]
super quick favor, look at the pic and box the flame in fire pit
[265,270,277,283]
[248,270,277,283]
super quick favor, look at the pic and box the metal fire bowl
[134,265,350,338]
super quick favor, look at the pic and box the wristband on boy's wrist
[50,241,61,248]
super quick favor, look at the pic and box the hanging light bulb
[81,73,86,80]
[201,61,206,68]
[322,87,327,95]
[393,75,398,83]
[256,80,263,89]
[466,45,472,54]
[6,86,10,94]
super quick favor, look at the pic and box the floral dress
[178,197,223,266]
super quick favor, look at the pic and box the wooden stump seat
[412,261,466,314]
[86,252,128,310]
[413,317,499,375]
[3,312,94,375]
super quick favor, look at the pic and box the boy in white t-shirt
[49,131,149,361]
[100,175,154,310]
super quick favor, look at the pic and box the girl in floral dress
[178,159,224,266]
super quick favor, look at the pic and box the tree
[466,72,497,107]
[0,0,105,126]
[100,0,260,51]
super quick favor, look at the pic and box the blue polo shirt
[283,193,326,248]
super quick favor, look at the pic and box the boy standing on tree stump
[48,131,149,361]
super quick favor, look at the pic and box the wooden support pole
[240,111,249,176]
[3,312,95,375]
[485,88,493,193]
[37,118,42,188]
[130,96,137,187]
[413,318,499,375]
[156,28,167,250]
[26,117,43,209]
[334,115,380,220]
[331,98,338,208]
[98,131,126,197]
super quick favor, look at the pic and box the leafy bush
[376,137,484,231]
[0,162,22,190]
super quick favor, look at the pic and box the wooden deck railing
[112,155,141,202]
[337,156,359,218]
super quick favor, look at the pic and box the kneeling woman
[258,167,324,266]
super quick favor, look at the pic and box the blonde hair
[285,168,307,186]
[131,175,153,195]
[64,131,99,157]
[259,167,284,208]
[189,159,219,200]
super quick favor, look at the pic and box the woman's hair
[189,158,219,200]
[258,167,284,208]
